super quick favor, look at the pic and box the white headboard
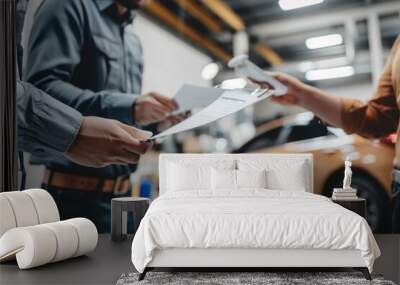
[159,153,313,195]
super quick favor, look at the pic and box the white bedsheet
[131,190,380,273]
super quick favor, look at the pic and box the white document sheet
[152,88,273,139]
[174,84,224,112]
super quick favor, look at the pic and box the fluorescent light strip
[305,66,355,81]
[201,62,219,80]
[299,57,349,72]
[306,34,343,49]
[279,0,324,11]
[221,78,247,89]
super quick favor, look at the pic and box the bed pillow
[167,162,212,191]
[266,163,307,191]
[211,168,237,190]
[211,169,267,190]
[236,169,267,189]
[237,158,309,191]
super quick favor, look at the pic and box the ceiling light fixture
[298,56,349,72]
[298,61,315,72]
[221,78,247,89]
[305,34,343,49]
[279,0,324,11]
[305,66,355,81]
[201,62,220,80]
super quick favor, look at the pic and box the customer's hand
[134,92,178,125]
[255,72,309,107]
[65,117,153,167]
[255,72,342,128]
[157,111,191,132]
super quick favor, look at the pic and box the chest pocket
[92,34,124,91]
[125,32,144,94]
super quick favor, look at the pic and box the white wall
[130,14,212,96]
[24,154,44,189]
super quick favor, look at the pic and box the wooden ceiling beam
[255,43,283,66]
[200,0,283,65]
[173,0,223,34]
[201,0,245,32]
[143,0,231,62]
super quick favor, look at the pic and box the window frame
[0,0,18,192]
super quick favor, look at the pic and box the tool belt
[43,169,131,195]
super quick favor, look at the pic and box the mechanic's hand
[255,72,309,106]
[134,92,178,125]
[65,116,153,167]
[157,111,191,132]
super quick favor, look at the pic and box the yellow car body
[235,112,394,232]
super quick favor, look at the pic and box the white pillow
[236,169,267,189]
[167,162,212,191]
[166,159,236,192]
[211,168,236,190]
[238,158,308,191]
[211,169,267,190]
[266,163,307,191]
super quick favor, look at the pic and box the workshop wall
[131,14,212,97]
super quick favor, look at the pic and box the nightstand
[331,197,366,218]
[111,197,150,242]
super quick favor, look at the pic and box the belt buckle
[113,176,130,196]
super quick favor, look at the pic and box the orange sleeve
[340,37,399,138]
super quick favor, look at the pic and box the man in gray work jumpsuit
[15,0,152,180]
[24,0,180,232]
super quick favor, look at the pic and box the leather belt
[43,169,131,195]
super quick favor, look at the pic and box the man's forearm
[17,80,82,157]
[30,79,137,126]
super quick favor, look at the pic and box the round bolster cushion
[24,189,60,224]
[0,189,60,238]
[65,218,98,257]
[0,218,98,269]
[0,196,17,237]
[0,191,40,228]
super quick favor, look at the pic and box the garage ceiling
[142,0,400,83]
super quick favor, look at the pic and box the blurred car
[233,112,394,233]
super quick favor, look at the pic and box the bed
[131,154,380,280]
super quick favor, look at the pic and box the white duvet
[131,190,380,273]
